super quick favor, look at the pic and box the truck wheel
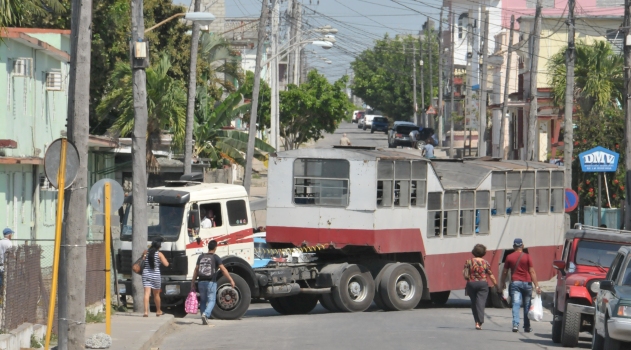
[331,264,375,312]
[430,291,450,305]
[211,273,251,320]
[320,293,340,312]
[278,294,319,315]
[379,263,423,311]
[373,263,396,310]
[592,324,605,350]
[604,315,623,350]
[269,297,288,315]
[551,306,563,343]
[561,301,581,347]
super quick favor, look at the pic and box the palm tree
[548,40,623,116]
[193,85,275,167]
[0,0,65,29]
[198,32,243,93]
[96,55,187,172]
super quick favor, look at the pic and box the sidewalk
[84,313,174,350]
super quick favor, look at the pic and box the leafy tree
[240,70,272,132]
[193,85,274,167]
[0,0,64,29]
[279,70,353,150]
[548,41,625,208]
[351,34,438,120]
[96,55,187,172]
[199,33,244,95]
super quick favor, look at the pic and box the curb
[138,315,175,350]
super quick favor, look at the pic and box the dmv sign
[579,146,619,172]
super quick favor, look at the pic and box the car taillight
[396,133,403,138]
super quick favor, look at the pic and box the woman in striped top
[142,239,169,317]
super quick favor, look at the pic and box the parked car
[387,121,420,148]
[351,110,364,123]
[361,110,384,131]
[551,225,631,347]
[370,116,389,133]
[592,245,631,350]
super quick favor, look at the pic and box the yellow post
[104,182,112,335]
[45,139,67,350]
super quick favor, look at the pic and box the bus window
[460,191,474,235]
[411,161,427,207]
[521,172,535,214]
[508,190,520,215]
[427,192,442,237]
[394,161,411,207]
[293,159,350,207]
[443,191,459,237]
[492,191,506,216]
[378,161,394,207]
[551,171,564,213]
[475,191,490,234]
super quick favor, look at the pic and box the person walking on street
[191,240,235,325]
[464,244,498,330]
[142,238,170,317]
[498,238,542,333]
[340,133,351,146]
[0,228,13,295]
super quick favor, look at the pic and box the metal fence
[0,240,106,333]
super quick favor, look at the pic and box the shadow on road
[520,334,592,348]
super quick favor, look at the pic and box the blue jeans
[198,281,217,318]
[510,281,532,329]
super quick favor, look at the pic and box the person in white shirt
[0,228,13,294]
[201,210,216,228]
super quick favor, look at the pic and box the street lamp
[144,12,215,33]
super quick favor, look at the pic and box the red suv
[552,224,631,347]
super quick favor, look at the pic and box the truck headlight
[617,305,631,317]
[165,285,180,296]
[589,281,600,294]
[118,285,126,294]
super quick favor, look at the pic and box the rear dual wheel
[320,264,375,313]
[376,263,423,311]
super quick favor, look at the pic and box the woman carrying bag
[463,244,498,330]
[142,239,169,317]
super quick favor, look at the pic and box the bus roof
[126,183,248,204]
[274,148,429,161]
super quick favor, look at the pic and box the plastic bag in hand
[185,291,199,314]
[528,295,543,322]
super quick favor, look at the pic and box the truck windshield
[575,241,621,268]
[121,203,185,241]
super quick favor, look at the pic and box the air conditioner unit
[13,58,32,77]
[46,70,63,91]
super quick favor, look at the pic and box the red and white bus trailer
[117,147,565,318]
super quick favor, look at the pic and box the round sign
[44,138,80,189]
[565,188,579,213]
[89,178,125,213]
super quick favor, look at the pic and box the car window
[607,253,625,282]
[621,257,631,285]
[373,117,388,123]
[575,240,622,268]
[226,200,248,226]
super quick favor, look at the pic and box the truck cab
[551,225,631,347]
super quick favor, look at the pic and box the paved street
[308,121,390,149]
[160,291,591,350]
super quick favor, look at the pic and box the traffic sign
[426,106,437,115]
[89,178,125,213]
[44,138,80,189]
[579,146,619,172]
[565,188,579,213]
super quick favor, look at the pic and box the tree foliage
[279,70,354,150]
[0,0,65,29]
[351,34,438,120]
[548,40,625,207]
[96,55,187,173]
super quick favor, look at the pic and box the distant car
[370,116,389,134]
[351,110,364,123]
[362,110,384,131]
[388,121,420,148]
[593,245,631,350]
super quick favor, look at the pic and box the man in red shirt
[498,238,542,333]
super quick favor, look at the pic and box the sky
[175,0,442,81]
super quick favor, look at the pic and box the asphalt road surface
[309,120,390,149]
[159,290,592,350]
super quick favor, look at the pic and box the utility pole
[499,15,515,160]
[183,0,202,174]
[624,0,631,229]
[564,0,575,193]
[527,0,543,161]
[449,14,456,158]
[130,0,149,312]
[270,0,279,150]
[294,2,302,85]
[62,0,91,347]
[243,0,270,194]
[419,34,425,126]
[412,43,419,125]
[427,20,433,129]
[287,0,295,85]
[465,18,473,156]
[438,8,444,146]
[478,9,489,157]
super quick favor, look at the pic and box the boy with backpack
[191,240,236,325]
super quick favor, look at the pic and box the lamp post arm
[262,39,327,67]
[145,13,186,33]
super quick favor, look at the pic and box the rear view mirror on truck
[188,209,200,230]
[552,260,566,276]
[600,280,614,292]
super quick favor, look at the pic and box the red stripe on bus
[185,228,254,249]
[266,226,426,255]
